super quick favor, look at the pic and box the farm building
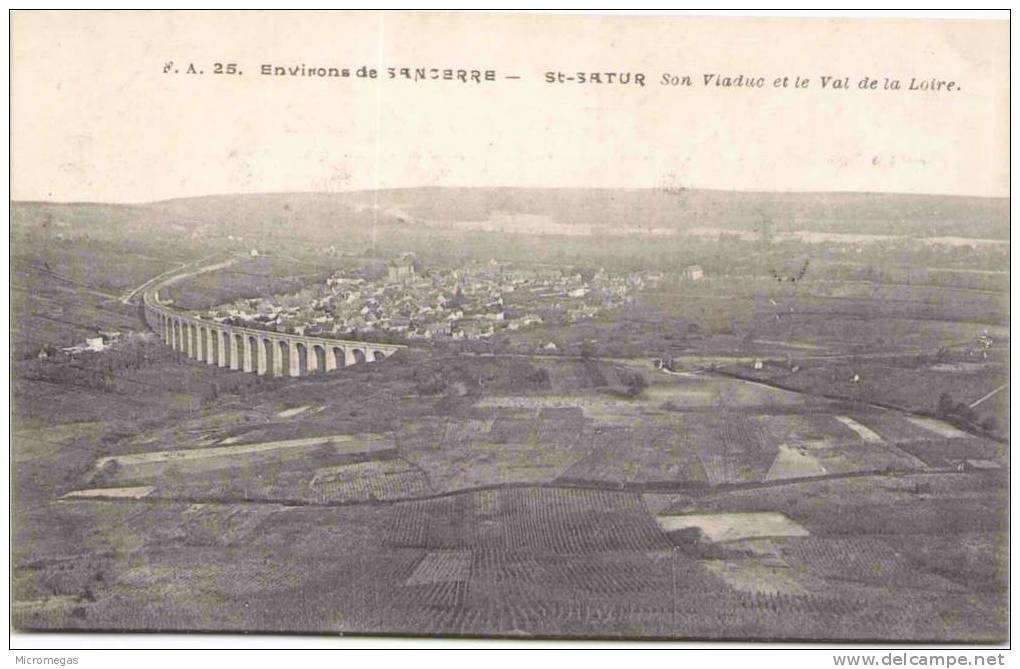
[85,336,107,352]
[682,265,705,281]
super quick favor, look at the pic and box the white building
[682,265,705,281]
[86,337,107,352]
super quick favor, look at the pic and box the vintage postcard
[9,10,1009,643]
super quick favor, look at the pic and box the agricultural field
[11,261,146,360]
[10,193,1008,640]
[159,254,348,311]
[9,223,206,360]
[311,459,432,503]
[12,335,1008,640]
[13,475,1006,640]
[16,334,1004,503]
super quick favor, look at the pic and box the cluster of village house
[202,254,674,343]
[32,256,706,360]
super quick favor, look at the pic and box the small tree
[93,458,121,486]
[625,371,648,397]
[413,369,446,396]
[937,392,954,416]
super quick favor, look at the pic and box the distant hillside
[343,187,1009,238]
[355,188,1010,240]
[11,188,1010,242]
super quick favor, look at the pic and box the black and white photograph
[7,9,1011,654]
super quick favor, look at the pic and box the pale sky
[10,11,1010,202]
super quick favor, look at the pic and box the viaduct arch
[142,290,404,378]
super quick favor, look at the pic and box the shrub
[624,371,648,397]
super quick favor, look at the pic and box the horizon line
[10,185,1011,207]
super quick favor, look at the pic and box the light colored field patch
[11,595,83,613]
[700,559,808,596]
[277,405,311,418]
[18,421,105,444]
[96,433,390,468]
[656,512,809,542]
[644,387,714,402]
[13,422,106,463]
[906,416,971,439]
[928,362,996,373]
[405,549,473,586]
[834,416,883,443]
[476,396,585,410]
[765,445,827,481]
[648,377,807,409]
[477,395,654,427]
[62,486,155,499]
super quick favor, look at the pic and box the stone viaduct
[142,291,405,377]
